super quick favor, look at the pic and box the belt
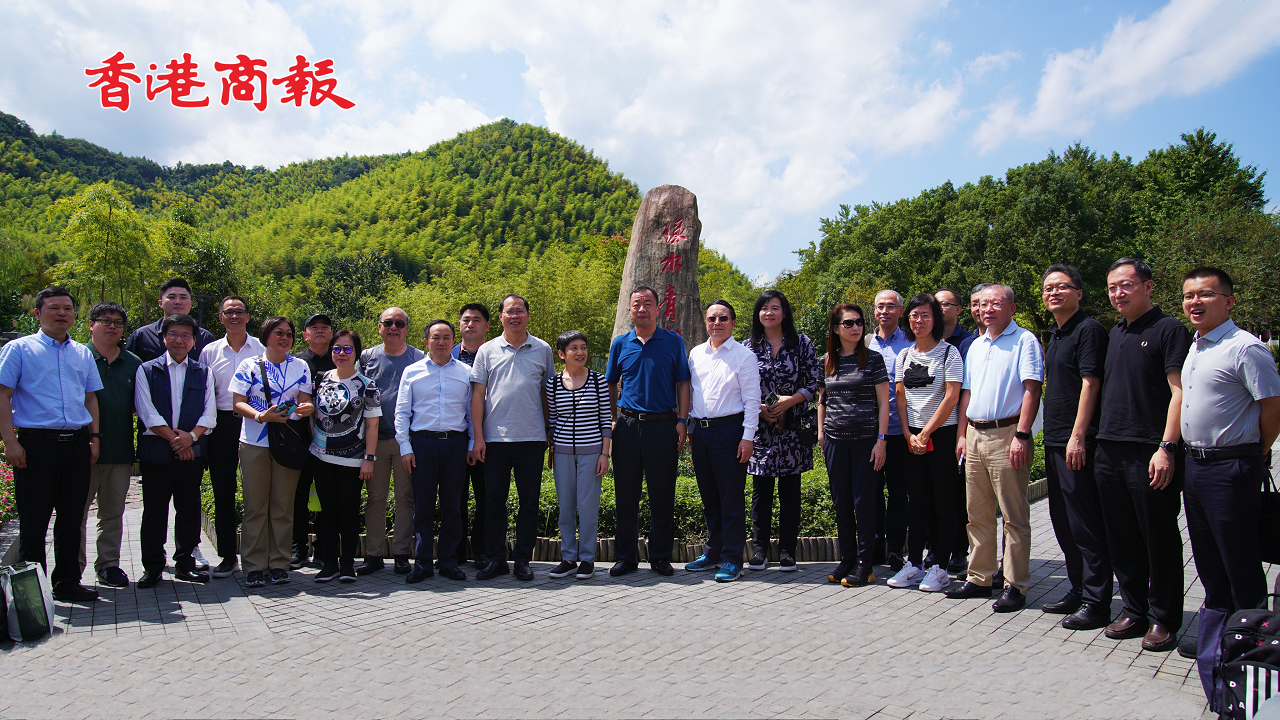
[1186,443,1261,460]
[411,430,466,440]
[967,416,1019,430]
[690,412,745,429]
[618,408,676,421]
[18,426,90,442]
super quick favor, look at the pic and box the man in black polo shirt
[1040,264,1113,631]
[125,277,215,362]
[291,313,335,567]
[1096,257,1191,653]
[451,302,490,569]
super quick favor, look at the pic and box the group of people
[1,260,1276,661]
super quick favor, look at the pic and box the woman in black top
[818,303,889,587]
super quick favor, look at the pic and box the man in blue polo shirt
[0,287,104,602]
[870,289,911,569]
[606,286,691,577]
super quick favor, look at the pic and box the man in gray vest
[133,314,217,587]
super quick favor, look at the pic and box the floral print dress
[746,333,822,477]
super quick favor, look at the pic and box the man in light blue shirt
[0,287,104,602]
[871,289,912,568]
[397,319,474,583]
[948,284,1044,613]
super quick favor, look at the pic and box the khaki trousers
[364,437,415,558]
[238,443,301,573]
[964,424,1032,594]
[79,463,132,575]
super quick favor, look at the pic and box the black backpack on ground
[1217,579,1280,719]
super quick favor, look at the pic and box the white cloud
[966,50,1020,80]
[973,0,1280,152]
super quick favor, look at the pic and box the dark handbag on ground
[1258,471,1280,564]
[258,356,312,470]
[1215,590,1280,719]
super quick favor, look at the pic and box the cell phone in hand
[765,392,780,407]
[275,399,298,416]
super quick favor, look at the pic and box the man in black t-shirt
[291,313,335,568]
[1040,265,1113,631]
[1095,258,1191,653]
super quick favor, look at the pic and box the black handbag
[1258,467,1280,564]
[794,404,819,447]
[258,356,312,470]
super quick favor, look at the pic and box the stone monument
[612,184,706,348]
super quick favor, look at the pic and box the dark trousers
[875,434,908,556]
[311,459,363,566]
[1045,445,1113,605]
[457,459,486,563]
[824,436,879,565]
[139,459,204,575]
[14,430,91,587]
[292,456,316,557]
[612,415,679,563]
[1184,453,1267,614]
[206,410,242,561]
[750,473,801,556]
[905,424,959,569]
[691,421,748,564]
[1096,440,1184,630]
[483,441,544,563]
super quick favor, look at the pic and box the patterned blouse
[745,333,822,476]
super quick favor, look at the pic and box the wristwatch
[676,418,689,425]
[876,434,886,440]
[1014,430,1032,441]
[89,432,102,439]
[364,454,376,462]
[1159,441,1178,455]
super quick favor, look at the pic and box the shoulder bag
[258,356,313,470]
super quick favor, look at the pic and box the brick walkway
[4,471,1271,719]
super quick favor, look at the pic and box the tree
[52,183,152,316]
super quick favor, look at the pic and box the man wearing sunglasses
[290,313,337,569]
[357,307,424,575]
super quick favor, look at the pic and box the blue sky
[2,0,1277,281]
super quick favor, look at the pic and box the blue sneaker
[714,562,743,582]
[685,554,719,572]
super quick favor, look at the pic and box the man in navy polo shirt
[125,277,215,363]
[606,286,691,577]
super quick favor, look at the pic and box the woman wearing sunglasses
[308,329,382,583]
[818,304,889,587]
[886,294,963,593]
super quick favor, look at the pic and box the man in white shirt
[134,314,217,588]
[396,319,473,583]
[198,296,264,578]
[683,301,761,582]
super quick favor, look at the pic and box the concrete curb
[0,517,18,566]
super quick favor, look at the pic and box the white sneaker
[919,564,952,593]
[887,561,925,588]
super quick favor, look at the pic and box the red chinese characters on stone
[658,284,679,321]
[273,56,355,109]
[214,55,269,111]
[659,251,683,274]
[85,52,141,111]
[663,219,687,245]
[146,53,210,107]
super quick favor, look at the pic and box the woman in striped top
[887,293,964,593]
[544,330,612,580]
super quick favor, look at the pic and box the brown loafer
[1104,616,1149,640]
[1141,623,1176,652]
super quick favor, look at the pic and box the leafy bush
[0,441,14,524]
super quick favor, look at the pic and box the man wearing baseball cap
[291,312,335,568]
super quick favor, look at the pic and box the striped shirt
[895,342,963,429]
[545,369,612,455]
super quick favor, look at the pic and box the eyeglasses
[873,304,899,312]
[705,315,733,324]
[380,319,407,328]
[220,309,247,317]
[836,318,865,328]
[1042,284,1079,294]
[1106,281,1140,296]
[164,332,194,341]
[1182,290,1232,301]
[93,319,125,328]
[331,346,355,355]
[908,313,932,322]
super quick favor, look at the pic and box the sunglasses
[835,318,864,328]
[332,346,355,355]
[705,315,733,324]
[380,319,407,328]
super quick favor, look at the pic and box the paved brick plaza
[2,475,1264,720]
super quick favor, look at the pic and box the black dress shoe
[476,560,509,580]
[1104,616,1149,640]
[136,571,163,589]
[474,554,491,571]
[52,583,100,602]
[514,561,534,581]
[944,581,993,599]
[651,560,674,576]
[356,557,385,576]
[992,586,1025,613]
[406,566,432,583]
[1177,636,1198,659]
[609,561,639,577]
[394,555,412,574]
[440,565,466,581]
[992,567,1005,591]
[1041,591,1083,615]
[175,568,210,583]
[1062,602,1113,631]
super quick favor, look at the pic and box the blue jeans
[553,453,602,562]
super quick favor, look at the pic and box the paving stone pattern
[2,468,1273,719]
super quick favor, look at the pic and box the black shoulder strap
[258,355,273,404]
